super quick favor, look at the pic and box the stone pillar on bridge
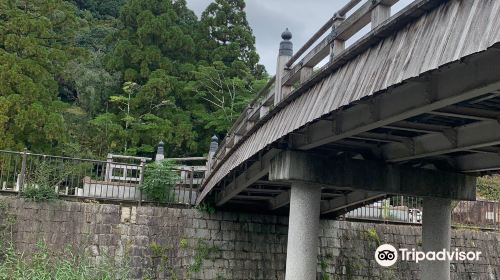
[206,135,219,174]
[421,197,452,280]
[274,28,293,105]
[285,182,321,280]
[155,140,165,162]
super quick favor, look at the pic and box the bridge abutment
[421,197,452,280]
[285,182,321,280]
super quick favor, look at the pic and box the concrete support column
[421,197,452,280]
[285,182,321,280]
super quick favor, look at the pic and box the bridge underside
[211,45,500,216]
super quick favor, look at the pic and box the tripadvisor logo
[375,244,398,267]
[374,244,482,267]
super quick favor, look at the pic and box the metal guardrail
[0,150,205,205]
[343,196,500,230]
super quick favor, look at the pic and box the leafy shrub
[477,175,500,201]
[21,161,63,201]
[141,160,179,203]
[21,185,58,201]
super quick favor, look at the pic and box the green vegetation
[179,238,188,249]
[187,239,219,275]
[195,202,216,214]
[21,161,64,201]
[141,160,179,203]
[319,255,333,280]
[0,241,130,280]
[364,227,381,246]
[146,241,171,279]
[0,0,267,159]
[477,175,500,201]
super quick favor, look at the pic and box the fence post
[105,154,112,181]
[189,166,194,205]
[494,202,498,229]
[18,148,28,196]
[138,159,145,206]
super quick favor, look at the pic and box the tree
[0,0,268,159]
[0,0,81,153]
[200,0,264,77]
[104,0,203,157]
[63,53,121,116]
[71,0,125,18]
[194,0,268,139]
[193,62,265,134]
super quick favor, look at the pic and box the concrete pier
[421,197,452,280]
[285,182,321,280]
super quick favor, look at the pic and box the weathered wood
[383,119,500,163]
[283,0,400,86]
[259,105,270,119]
[321,192,385,214]
[214,149,280,206]
[268,190,291,210]
[371,4,391,27]
[198,0,500,205]
[291,49,500,150]
[299,67,313,83]
[284,0,363,68]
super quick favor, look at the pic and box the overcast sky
[186,0,413,74]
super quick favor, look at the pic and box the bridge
[197,0,500,279]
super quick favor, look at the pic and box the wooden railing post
[330,15,346,61]
[371,4,391,27]
[372,0,398,28]
[206,135,219,174]
[274,28,293,105]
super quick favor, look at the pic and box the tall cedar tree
[195,0,267,136]
[105,0,201,156]
[0,0,81,153]
[0,0,266,158]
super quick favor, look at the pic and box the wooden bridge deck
[198,0,500,214]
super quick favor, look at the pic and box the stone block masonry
[0,196,498,279]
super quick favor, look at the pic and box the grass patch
[0,241,130,280]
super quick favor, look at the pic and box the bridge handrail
[211,76,276,164]
[283,0,399,88]
[203,0,413,185]
[285,0,363,68]
[208,0,399,169]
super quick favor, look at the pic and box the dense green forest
[0,0,267,158]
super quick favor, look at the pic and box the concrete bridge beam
[421,197,452,280]
[285,181,321,280]
[269,151,476,202]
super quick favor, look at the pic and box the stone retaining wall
[0,197,498,279]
